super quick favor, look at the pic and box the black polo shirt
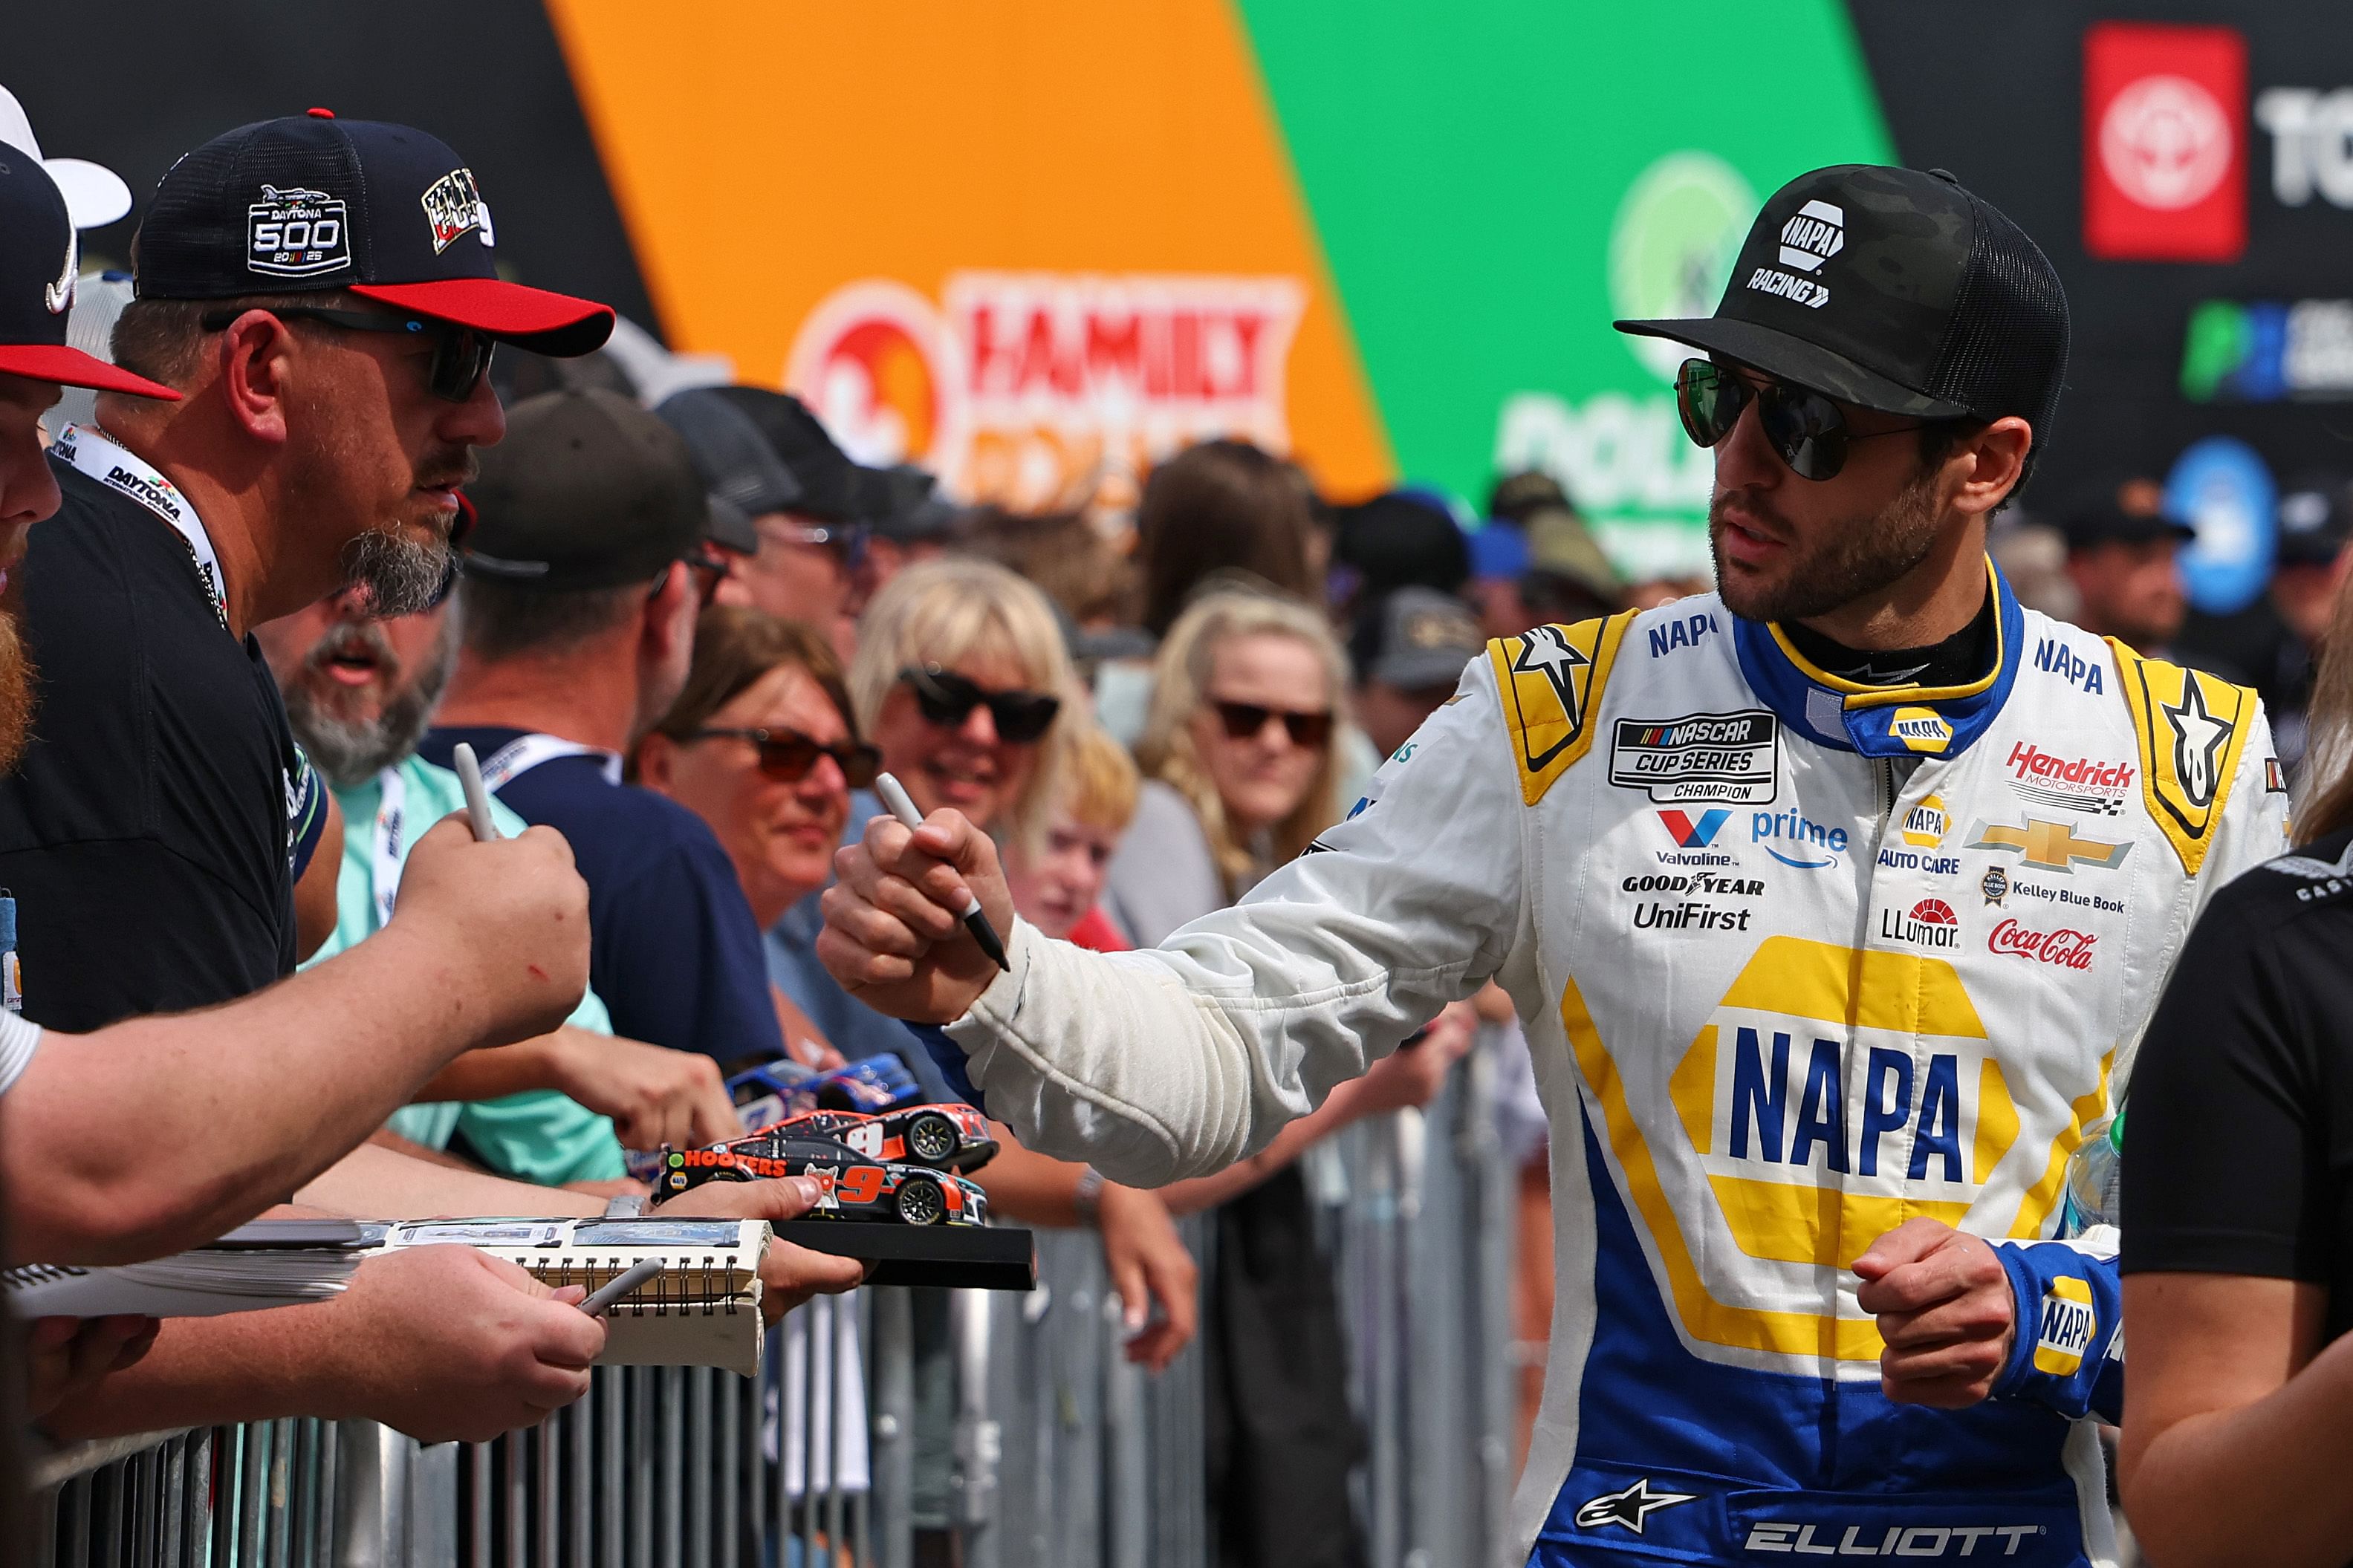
[2123,824,2353,1342]
[0,458,301,1030]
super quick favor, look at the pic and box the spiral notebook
[373,1217,770,1376]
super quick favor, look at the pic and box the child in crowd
[1005,723,1140,951]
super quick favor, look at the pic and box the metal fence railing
[34,1040,1520,1568]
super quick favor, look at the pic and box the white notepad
[4,1220,366,1320]
[373,1217,770,1376]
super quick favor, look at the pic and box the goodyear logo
[2032,1277,2097,1376]
[1889,706,1953,755]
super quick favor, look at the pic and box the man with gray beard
[0,111,612,1030]
[258,589,740,1173]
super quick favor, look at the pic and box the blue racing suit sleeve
[908,1023,985,1113]
[1989,1237,2124,1425]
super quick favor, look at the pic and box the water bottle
[0,888,22,1012]
[2058,1110,2123,1237]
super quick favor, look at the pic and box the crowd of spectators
[13,88,2353,1568]
[0,97,1570,1564]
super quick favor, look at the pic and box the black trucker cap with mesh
[1615,164,2068,475]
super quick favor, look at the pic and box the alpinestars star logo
[2162,677,2232,808]
[1511,623,1590,722]
[1574,1477,1697,1535]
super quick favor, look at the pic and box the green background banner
[1235,0,1895,573]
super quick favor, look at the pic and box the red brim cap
[351,277,615,357]
[0,343,181,400]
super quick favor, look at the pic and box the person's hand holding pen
[377,746,592,1052]
[817,783,1019,1024]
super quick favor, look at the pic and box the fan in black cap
[132,109,612,357]
[0,147,177,400]
[463,389,710,591]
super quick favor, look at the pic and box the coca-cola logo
[1987,918,2097,970]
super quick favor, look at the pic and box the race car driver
[817,166,2290,1567]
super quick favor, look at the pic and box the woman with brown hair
[2118,577,2353,1567]
[1102,586,1468,1568]
[1133,438,1320,640]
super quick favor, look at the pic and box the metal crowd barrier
[35,1041,1518,1568]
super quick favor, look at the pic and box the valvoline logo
[1658,808,1729,848]
[1751,807,1849,869]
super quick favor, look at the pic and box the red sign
[2083,22,2246,262]
[1988,919,2097,971]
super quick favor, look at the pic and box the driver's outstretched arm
[933,660,1529,1186]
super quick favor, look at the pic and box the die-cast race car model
[756,1103,997,1172]
[727,1055,921,1128]
[656,1136,989,1227]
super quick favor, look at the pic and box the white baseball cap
[0,85,131,230]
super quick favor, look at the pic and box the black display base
[770,1221,1036,1290]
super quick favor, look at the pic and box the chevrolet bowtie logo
[1965,816,2132,874]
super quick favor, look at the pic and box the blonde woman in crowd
[1100,588,1469,1568]
[767,559,1197,1371]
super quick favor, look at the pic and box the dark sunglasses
[203,305,496,404]
[1674,359,1924,482]
[1212,699,1334,749]
[900,664,1061,744]
[689,726,881,788]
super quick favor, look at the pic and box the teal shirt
[307,755,626,1185]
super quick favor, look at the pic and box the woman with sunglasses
[637,608,882,957]
[1108,588,1348,945]
[1103,587,1470,1568]
[745,560,1201,1373]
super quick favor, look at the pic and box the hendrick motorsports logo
[1609,711,1778,804]
[2006,742,2135,816]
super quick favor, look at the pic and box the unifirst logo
[1778,200,1846,273]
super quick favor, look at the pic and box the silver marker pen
[874,772,1010,972]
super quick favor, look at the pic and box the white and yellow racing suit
[921,564,2288,1565]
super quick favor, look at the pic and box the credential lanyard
[50,423,230,631]
[477,732,623,792]
[368,766,407,928]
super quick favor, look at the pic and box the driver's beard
[0,611,38,778]
[340,524,452,619]
[1712,465,1947,624]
